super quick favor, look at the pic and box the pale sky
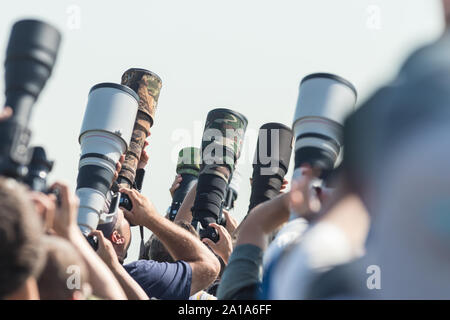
[0,0,444,262]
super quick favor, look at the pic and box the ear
[111,230,125,245]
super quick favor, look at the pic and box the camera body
[22,146,54,193]
[195,213,227,243]
[0,19,61,180]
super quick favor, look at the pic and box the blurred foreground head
[0,178,45,299]
[344,40,450,210]
[339,13,450,297]
[366,124,450,298]
[443,0,450,26]
[38,235,90,300]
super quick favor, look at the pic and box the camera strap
[135,168,146,259]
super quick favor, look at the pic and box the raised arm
[173,180,197,224]
[51,182,127,300]
[120,187,220,295]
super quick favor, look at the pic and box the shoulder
[124,259,191,276]
[124,260,193,300]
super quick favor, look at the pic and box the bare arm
[120,187,220,295]
[236,192,291,249]
[51,182,126,300]
[91,230,148,300]
[66,229,127,300]
[174,181,197,224]
[175,182,237,236]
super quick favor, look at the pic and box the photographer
[37,235,92,300]
[300,0,450,299]
[115,187,220,299]
[261,169,369,299]
[90,229,148,300]
[141,221,218,300]
[0,177,45,300]
[217,180,293,300]
[39,182,127,300]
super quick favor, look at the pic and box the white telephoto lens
[292,73,357,173]
[76,83,139,235]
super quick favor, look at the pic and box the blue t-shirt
[124,260,192,300]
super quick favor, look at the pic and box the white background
[0,0,444,262]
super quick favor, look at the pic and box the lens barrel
[192,108,248,241]
[248,122,293,212]
[292,73,357,178]
[168,147,201,221]
[117,68,162,188]
[76,83,139,235]
[0,19,61,178]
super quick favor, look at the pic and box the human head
[145,220,198,262]
[443,0,450,27]
[365,123,450,298]
[143,220,226,279]
[0,178,45,299]
[38,235,91,300]
[109,208,132,264]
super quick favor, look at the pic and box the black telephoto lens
[0,19,61,178]
[248,123,293,212]
[191,108,248,242]
[169,147,201,221]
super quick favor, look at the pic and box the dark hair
[145,220,199,263]
[38,235,89,299]
[0,178,45,298]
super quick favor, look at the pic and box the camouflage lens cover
[118,68,162,187]
[177,147,201,176]
[201,108,248,173]
[121,68,162,127]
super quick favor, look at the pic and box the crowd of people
[2,0,450,300]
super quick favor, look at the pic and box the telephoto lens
[192,108,248,242]
[168,147,201,221]
[224,161,243,211]
[117,68,162,210]
[248,122,293,212]
[291,73,357,214]
[76,83,139,236]
[23,146,54,193]
[0,19,61,178]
